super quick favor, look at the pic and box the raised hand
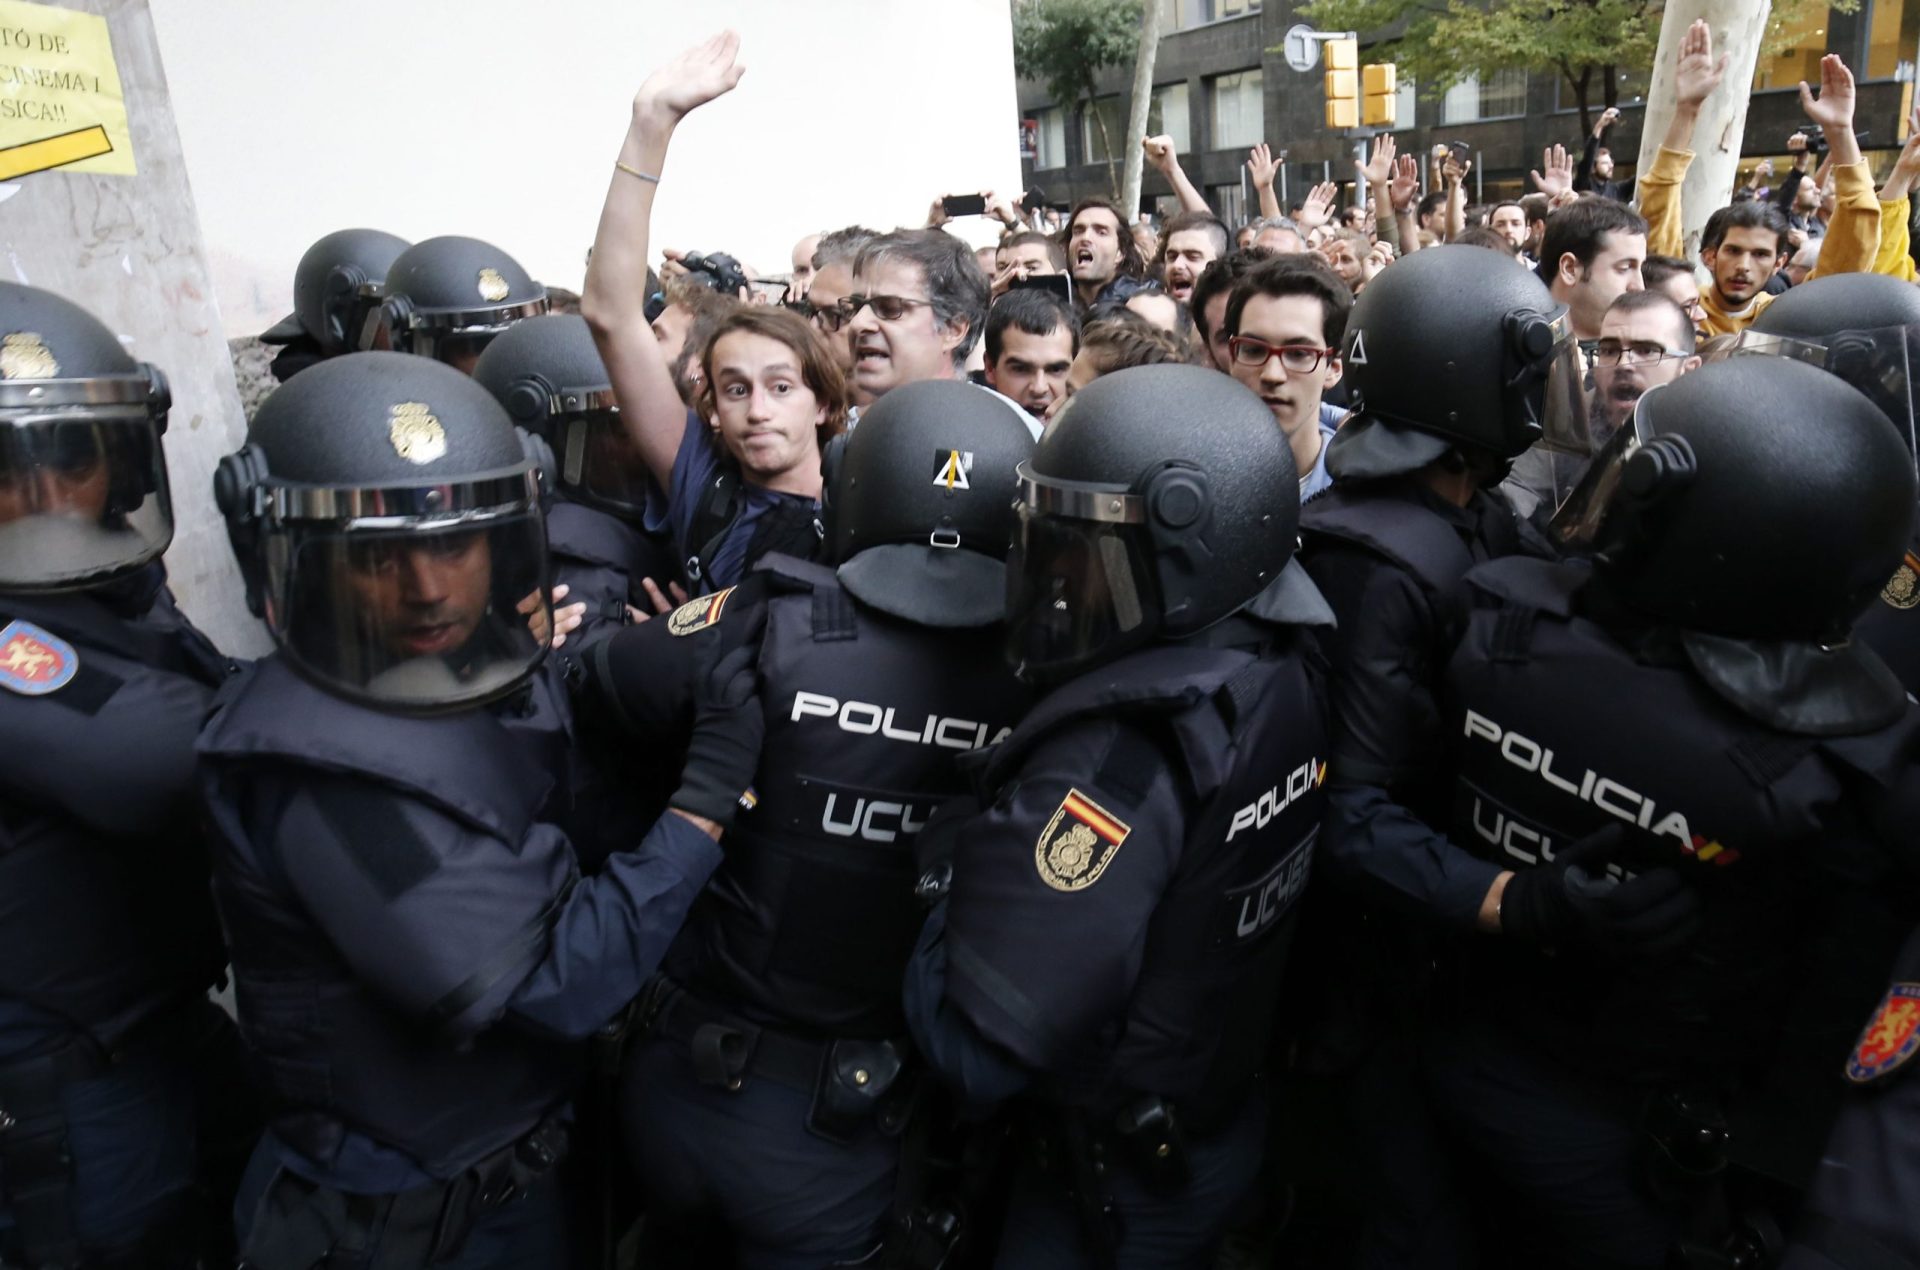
[1800,53,1858,134]
[1529,143,1575,198]
[926,197,951,228]
[1388,153,1420,212]
[635,30,746,123]
[1143,134,1178,175]
[984,189,1021,226]
[1593,106,1620,139]
[1297,180,1339,231]
[1674,19,1728,110]
[1442,152,1471,187]
[1246,141,1281,190]
[1356,132,1397,187]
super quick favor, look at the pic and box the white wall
[149,0,1023,336]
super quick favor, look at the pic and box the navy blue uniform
[1429,556,1920,1269]
[588,559,1031,1267]
[905,626,1329,1268]
[0,570,255,1268]
[198,654,723,1268]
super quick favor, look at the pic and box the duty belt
[637,976,914,1145]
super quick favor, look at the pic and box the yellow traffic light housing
[1324,38,1360,129]
[1363,62,1397,127]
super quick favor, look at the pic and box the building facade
[1017,0,1920,220]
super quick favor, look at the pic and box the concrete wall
[148,0,1024,336]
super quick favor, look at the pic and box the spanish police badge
[388,402,448,465]
[0,620,77,695]
[477,268,511,303]
[0,332,58,380]
[1035,788,1130,892]
[1846,982,1920,1083]
[1881,552,1920,611]
[667,586,734,637]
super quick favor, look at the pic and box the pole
[1119,0,1165,221]
[1634,0,1773,264]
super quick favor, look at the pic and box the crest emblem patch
[1846,983,1920,1083]
[1882,552,1920,610]
[1034,788,1131,892]
[477,268,510,302]
[0,620,77,695]
[667,587,734,637]
[388,402,447,465]
[0,332,59,380]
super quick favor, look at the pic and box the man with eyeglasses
[843,228,989,402]
[796,225,875,396]
[1222,255,1350,500]
[1642,255,1710,333]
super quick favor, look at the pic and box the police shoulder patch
[1881,553,1920,611]
[666,587,735,637]
[1034,788,1131,892]
[1846,982,1920,1084]
[0,620,78,695]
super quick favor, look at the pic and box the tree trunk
[1602,64,1619,109]
[1634,0,1773,263]
[1092,100,1120,201]
[1563,61,1592,136]
[1121,0,1164,220]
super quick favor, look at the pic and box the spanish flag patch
[1034,788,1131,893]
[666,587,734,637]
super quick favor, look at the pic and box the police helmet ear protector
[322,262,374,352]
[520,429,556,500]
[1140,460,1214,630]
[1594,433,1698,578]
[212,446,273,618]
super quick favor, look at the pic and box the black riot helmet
[1328,245,1579,481]
[0,283,174,592]
[260,228,412,359]
[214,351,552,712]
[823,380,1034,628]
[1592,356,1913,645]
[1742,271,1920,462]
[358,236,548,370]
[471,314,651,520]
[1007,364,1302,682]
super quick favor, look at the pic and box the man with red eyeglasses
[1222,254,1351,500]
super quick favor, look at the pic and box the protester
[983,285,1079,420]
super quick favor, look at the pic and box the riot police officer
[258,228,412,383]
[1741,272,1920,694]
[0,282,255,1267]
[198,351,759,1267]
[579,379,1035,1266]
[902,365,1334,1267]
[1285,245,1578,1265]
[358,235,549,373]
[472,313,678,652]
[1429,356,1920,1267]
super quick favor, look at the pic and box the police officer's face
[1592,305,1699,431]
[345,532,493,659]
[846,259,965,398]
[986,325,1076,419]
[1161,230,1219,304]
[709,329,826,485]
[0,431,110,525]
[1068,208,1123,286]
[1227,293,1341,444]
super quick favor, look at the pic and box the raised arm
[1801,53,1881,280]
[1247,143,1283,221]
[1144,135,1211,214]
[581,31,745,494]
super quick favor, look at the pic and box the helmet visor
[1004,465,1157,680]
[1536,324,1605,458]
[559,409,654,516]
[263,511,550,710]
[1545,387,1659,553]
[1713,326,1918,477]
[0,415,171,590]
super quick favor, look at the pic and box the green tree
[1013,0,1144,198]
[1296,0,1856,135]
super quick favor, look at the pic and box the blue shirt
[1299,404,1343,502]
[666,410,816,595]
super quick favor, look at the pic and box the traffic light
[1363,62,1397,127]
[1324,38,1358,129]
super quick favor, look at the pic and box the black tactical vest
[1445,557,1918,1084]
[0,584,231,1049]
[670,556,1030,1039]
[546,500,663,643]
[198,658,583,1177]
[1853,529,1920,695]
[977,637,1329,1130]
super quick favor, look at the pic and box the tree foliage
[1296,0,1858,134]
[1013,0,1144,197]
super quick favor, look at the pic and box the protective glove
[1500,823,1703,960]
[668,640,763,830]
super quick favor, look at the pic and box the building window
[1438,69,1528,124]
[1033,107,1066,170]
[1162,0,1259,27]
[1552,65,1651,112]
[1209,68,1264,150]
[1082,96,1124,165]
[1755,7,1827,91]
[1868,0,1920,81]
[1150,82,1191,153]
[1393,74,1417,132]
[1210,181,1246,226]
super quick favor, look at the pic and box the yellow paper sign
[0,0,133,179]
